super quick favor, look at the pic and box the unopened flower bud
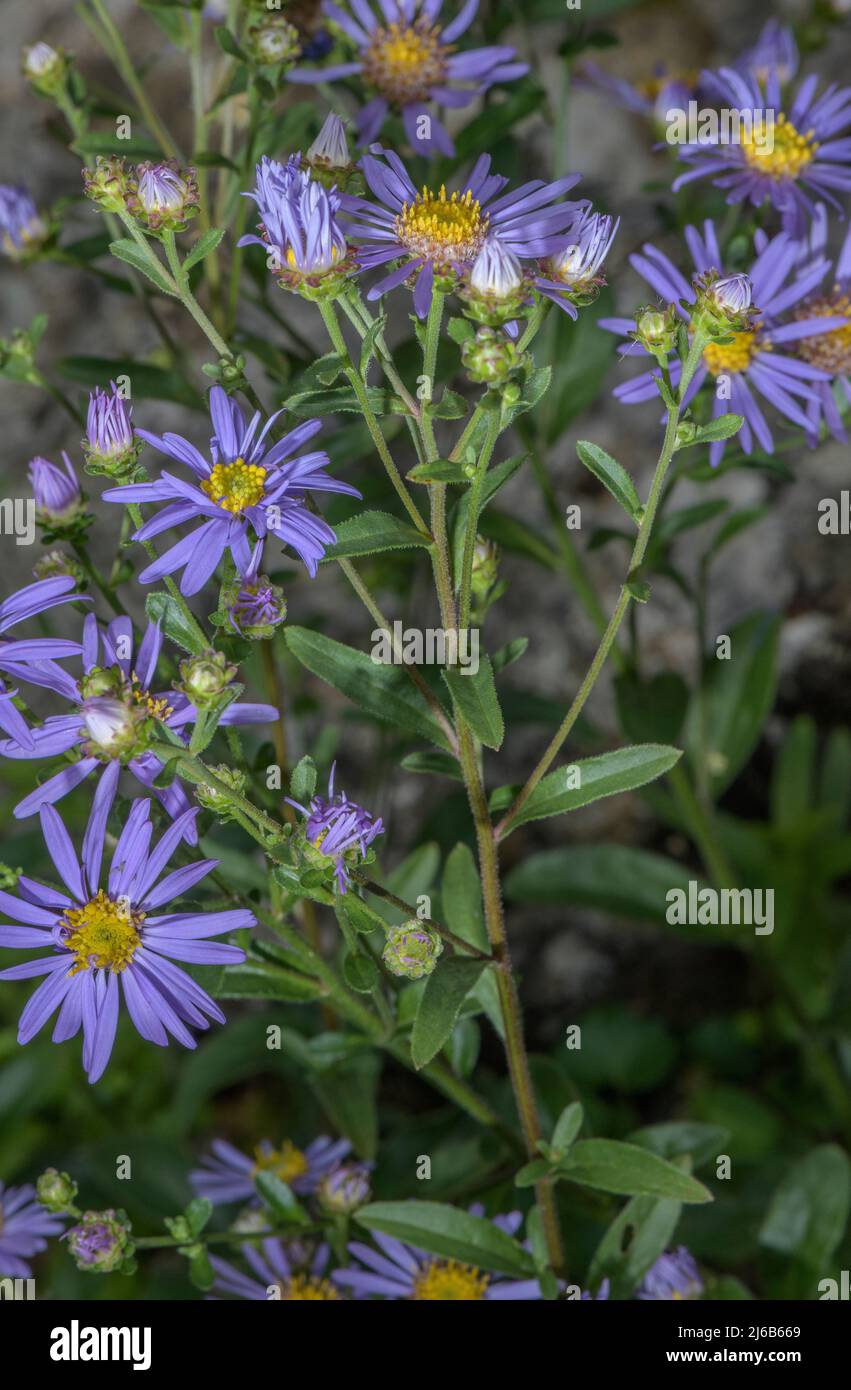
[82,383,141,480]
[37,1168,79,1214]
[82,156,128,213]
[461,326,525,385]
[80,696,142,758]
[306,113,357,189]
[633,304,678,357]
[22,41,70,97]
[319,1164,371,1214]
[195,763,248,820]
[29,451,85,528]
[461,240,528,326]
[127,161,199,233]
[246,16,301,67]
[471,535,500,598]
[692,270,756,339]
[177,649,238,706]
[66,1209,133,1273]
[223,574,287,640]
[0,863,22,890]
[382,921,443,980]
[33,549,85,586]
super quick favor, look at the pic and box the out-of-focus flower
[731,18,799,85]
[601,221,849,465]
[0,186,47,260]
[636,1246,703,1300]
[334,1207,543,1299]
[245,14,301,67]
[319,1163,372,1214]
[577,60,699,134]
[287,762,384,893]
[0,1180,65,1276]
[0,613,275,834]
[580,1278,611,1300]
[103,385,360,592]
[21,41,69,96]
[36,1168,79,1215]
[0,796,252,1084]
[791,203,851,443]
[382,921,443,979]
[534,208,619,314]
[341,149,586,317]
[66,1210,134,1272]
[239,157,355,297]
[29,452,85,527]
[0,577,88,752]
[288,0,528,157]
[83,383,141,480]
[190,1136,352,1205]
[672,68,851,237]
[127,161,199,233]
[32,550,85,586]
[211,1238,339,1299]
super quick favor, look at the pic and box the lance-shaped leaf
[576,440,642,523]
[145,592,208,655]
[492,743,683,829]
[410,958,489,1069]
[109,238,177,297]
[322,511,432,560]
[443,655,504,750]
[355,1201,536,1277]
[555,1139,712,1202]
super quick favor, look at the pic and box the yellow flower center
[362,20,448,106]
[130,676,173,721]
[795,290,851,373]
[411,1259,491,1300]
[397,186,489,266]
[201,457,267,514]
[277,1275,340,1301]
[61,890,144,975]
[703,330,759,376]
[251,1141,309,1186]
[741,113,819,180]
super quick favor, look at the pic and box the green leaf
[492,744,683,829]
[515,1159,553,1188]
[214,24,247,60]
[109,238,176,296]
[557,1139,712,1202]
[691,412,744,444]
[313,1050,381,1159]
[408,458,472,485]
[356,1201,536,1277]
[586,1194,682,1298]
[359,312,388,376]
[254,1172,310,1225]
[59,356,203,409]
[144,592,207,655]
[188,1246,216,1291]
[491,637,529,674]
[343,950,379,994]
[442,655,504,750]
[322,510,432,560]
[285,385,407,416]
[615,671,689,745]
[410,958,488,1069]
[399,750,462,780]
[552,1101,584,1154]
[628,1121,730,1169]
[183,227,226,273]
[685,611,780,796]
[505,844,705,928]
[289,754,317,804]
[285,626,451,750]
[442,843,486,950]
[429,388,468,419]
[759,1145,851,1267]
[576,440,642,522]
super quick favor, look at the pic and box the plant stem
[458,408,500,629]
[86,0,183,161]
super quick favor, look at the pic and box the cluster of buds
[216,571,287,641]
[382,921,443,980]
[461,326,526,386]
[82,383,143,481]
[37,1168,80,1216]
[195,763,248,823]
[29,452,89,537]
[176,649,238,707]
[65,1209,135,1274]
[318,1164,372,1215]
[82,156,129,214]
[126,160,199,234]
[21,41,70,98]
[690,271,756,340]
[460,240,529,328]
[245,14,301,68]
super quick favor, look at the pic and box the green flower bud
[22,42,70,97]
[382,921,443,980]
[470,535,500,598]
[37,1168,79,1214]
[691,271,756,340]
[461,326,526,385]
[195,764,248,822]
[33,549,86,586]
[82,156,129,213]
[177,649,238,706]
[246,16,301,68]
[78,665,124,700]
[0,863,22,890]
[632,304,678,357]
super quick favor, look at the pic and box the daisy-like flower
[29,452,84,526]
[0,185,47,260]
[732,18,799,85]
[636,1246,703,1300]
[533,208,620,316]
[341,148,585,317]
[577,61,698,132]
[0,797,250,1084]
[102,385,359,593]
[210,1238,340,1300]
[0,1180,64,1277]
[600,222,849,466]
[0,576,88,751]
[672,68,851,237]
[238,157,355,297]
[287,762,384,893]
[0,613,276,836]
[790,204,851,443]
[190,1136,352,1205]
[288,0,528,156]
[333,1207,543,1300]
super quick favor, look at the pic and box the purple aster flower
[127,160,199,232]
[533,207,620,316]
[577,61,698,131]
[224,548,287,639]
[288,0,528,157]
[210,1237,339,1300]
[29,451,83,524]
[789,203,851,443]
[0,1181,64,1278]
[190,1135,352,1205]
[732,19,799,85]
[636,1246,703,1300]
[65,1210,133,1272]
[238,157,353,289]
[319,1162,372,1213]
[600,221,849,465]
[333,1207,543,1300]
[83,382,139,477]
[0,576,88,751]
[307,112,351,171]
[286,762,384,893]
[0,612,276,837]
[102,385,360,592]
[0,796,250,1084]
[0,185,47,259]
[341,148,586,317]
[672,68,851,237]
